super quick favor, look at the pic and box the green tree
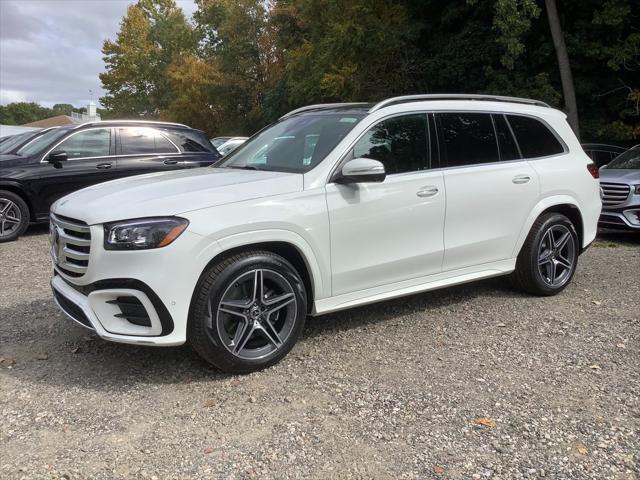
[271,0,420,109]
[0,102,53,125]
[100,0,197,117]
[194,0,280,133]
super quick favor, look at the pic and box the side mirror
[47,150,68,163]
[337,158,386,183]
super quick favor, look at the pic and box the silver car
[598,145,640,230]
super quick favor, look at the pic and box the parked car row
[211,136,248,156]
[0,121,220,242]
[597,144,640,231]
[46,94,603,373]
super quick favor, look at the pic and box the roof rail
[280,103,370,120]
[369,94,551,113]
[78,119,189,128]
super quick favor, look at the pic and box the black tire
[0,190,30,243]
[189,250,307,374]
[512,212,579,296]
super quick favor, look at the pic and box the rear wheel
[189,250,307,374]
[512,212,579,296]
[0,190,29,243]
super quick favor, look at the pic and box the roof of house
[22,115,80,128]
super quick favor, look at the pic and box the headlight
[104,217,189,250]
[634,184,640,195]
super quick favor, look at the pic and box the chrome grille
[600,182,630,206]
[50,214,91,277]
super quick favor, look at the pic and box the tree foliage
[0,102,89,125]
[99,0,197,118]
[96,0,639,141]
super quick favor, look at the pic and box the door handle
[163,159,179,165]
[96,163,112,169]
[416,186,439,198]
[512,175,531,184]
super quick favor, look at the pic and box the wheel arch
[514,196,585,257]
[190,233,325,317]
[0,182,34,221]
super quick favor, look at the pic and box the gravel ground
[0,226,638,480]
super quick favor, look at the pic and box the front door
[326,113,446,296]
[34,127,119,209]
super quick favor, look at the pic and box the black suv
[0,120,220,242]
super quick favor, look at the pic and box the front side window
[607,146,640,169]
[438,113,499,167]
[219,113,365,173]
[352,114,430,174]
[119,127,178,155]
[507,115,564,158]
[56,128,111,159]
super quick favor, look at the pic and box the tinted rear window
[507,115,564,158]
[119,127,178,155]
[437,112,499,167]
[493,114,520,161]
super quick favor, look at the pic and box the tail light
[587,163,599,179]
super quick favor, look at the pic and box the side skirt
[312,258,516,315]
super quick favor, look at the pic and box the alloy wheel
[211,269,298,360]
[537,224,576,288]
[0,197,22,238]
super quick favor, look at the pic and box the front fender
[217,229,326,300]
[193,229,327,302]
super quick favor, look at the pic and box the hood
[599,168,640,185]
[52,167,304,225]
[0,154,26,167]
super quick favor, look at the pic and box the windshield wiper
[227,165,263,171]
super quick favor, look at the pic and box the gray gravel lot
[0,226,638,479]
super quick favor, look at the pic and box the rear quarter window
[164,129,216,153]
[507,115,565,158]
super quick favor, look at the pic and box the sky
[0,0,197,109]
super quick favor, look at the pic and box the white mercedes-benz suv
[50,95,601,373]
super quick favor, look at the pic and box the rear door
[437,112,540,271]
[115,126,184,176]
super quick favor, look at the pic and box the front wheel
[0,190,30,243]
[189,250,307,374]
[512,212,579,296]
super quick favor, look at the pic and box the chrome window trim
[40,126,113,163]
[326,109,570,184]
[117,126,181,155]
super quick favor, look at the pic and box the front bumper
[598,206,640,231]
[51,274,183,346]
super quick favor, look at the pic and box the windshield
[218,113,365,173]
[0,131,38,154]
[607,146,640,169]
[15,127,70,157]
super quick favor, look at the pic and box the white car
[50,94,601,373]
[216,137,248,156]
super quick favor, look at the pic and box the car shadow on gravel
[22,223,49,237]
[596,229,640,246]
[1,276,521,389]
[303,276,521,339]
